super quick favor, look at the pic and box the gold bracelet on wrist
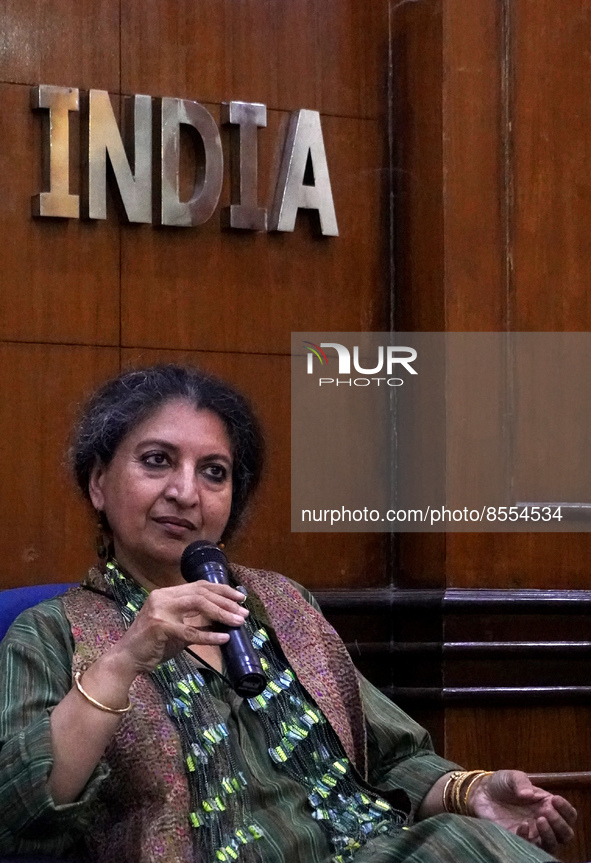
[457,771,482,815]
[463,770,494,816]
[442,770,493,816]
[442,771,463,812]
[453,771,468,814]
[74,670,132,715]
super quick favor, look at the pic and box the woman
[0,365,577,862]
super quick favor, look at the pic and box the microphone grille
[181,540,228,572]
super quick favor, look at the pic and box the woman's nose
[164,466,199,506]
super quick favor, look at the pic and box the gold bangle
[457,770,482,815]
[443,770,492,816]
[453,771,467,814]
[74,670,132,715]
[442,771,463,813]
[463,770,494,816]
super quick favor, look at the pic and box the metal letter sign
[159,98,224,227]
[85,90,152,222]
[31,87,338,236]
[221,101,267,231]
[269,109,338,236]
[31,85,80,219]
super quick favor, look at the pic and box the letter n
[84,90,152,223]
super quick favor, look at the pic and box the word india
[31,85,338,235]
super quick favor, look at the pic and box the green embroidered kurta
[0,587,556,862]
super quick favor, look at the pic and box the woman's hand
[49,582,247,806]
[470,770,577,853]
[111,581,249,676]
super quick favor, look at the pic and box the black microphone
[180,540,267,698]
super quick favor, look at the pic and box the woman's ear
[88,461,106,512]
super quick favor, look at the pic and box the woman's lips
[153,516,196,533]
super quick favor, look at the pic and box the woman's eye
[142,452,170,467]
[204,464,228,483]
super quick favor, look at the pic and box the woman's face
[88,399,233,587]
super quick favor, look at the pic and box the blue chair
[0,583,76,643]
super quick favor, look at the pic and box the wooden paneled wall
[389,1,591,860]
[0,0,391,592]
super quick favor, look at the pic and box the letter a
[269,110,338,236]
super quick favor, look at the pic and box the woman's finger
[502,772,545,802]
[542,805,576,845]
[148,587,249,622]
[515,786,546,801]
[536,817,559,853]
[153,581,247,604]
[518,820,540,846]
[551,795,578,826]
[184,594,249,627]
[183,622,230,645]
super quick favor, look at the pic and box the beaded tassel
[245,625,407,862]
